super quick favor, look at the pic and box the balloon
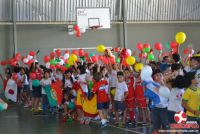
[148,54,155,61]
[143,43,150,48]
[73,25,79,31]
[114,47,120,52]
[126,49,132,56]
[29,73,36,80]
[44,56,50,63]
[137,43,143,51]
[109,57,115,64]
[14,56,20,61]
[50,65,55,70]
[15,53,21,58]
[141,65,153,81]
[79,49,85,57]
[50,59,57,65]
[98,55,104,61]
[29,51,35,56]
[116,58,120,63]
[183,48,189,54]
[134,63,144,72]
[64,53,69,60]
[60,66,67,72]
[68,59,74,66]
[55,49,61,57]
[46,62,50,68]
[89,52,95,58]
[166,43,171,50]
[27,55,33,60]
[142,47,150,53]
[23,58,29,64]
[175,32,186,44]
[32,79,40,87]
[96,44,106,53]
[50,52,55,59]
[59,59,65,65]
[91,56,98,63]
[66,64,70,68]
[170,41,178,49]
[69,54,78,62]
[55,64,61,69]
[154,42,162,51]
[159,86,170,98]
[84,52,89,57]
[12,73,18,80]
[72,50,77,55]
[55,58,61,63]
[0,61,7,66]
[126,56,136,66]
[76,31,81,38]
[10,59,17,67]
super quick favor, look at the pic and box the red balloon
[44,56,50,63]
[98,55,104,61]
[0,61,7,66]
[122,60,128,67]
[143,43,150,48]
[29,73,36,80]
[102,58,108,64]
[137,43,143,51]
[55,64,61,69]
[10,59,17,67]
[183,48,189,54]
[85,52,89,57]
[50,52,55,59]
[29,51,35,56]
[172,47,178,54]
[114,47,120,52]
[76,31,81,38]
[55,49,61,57]
[170,41,178,49]
[74,25,79,31]
[79,49,85,57]
[60,66,67,72]
[50,65,55,70]
[91,56,98,63]
[28,59,34,66]
[72,50,77,55]
[12,73,18,80]
[154,43,162,51]
[14,56,20,62]
[15,53,21,58]
[109,57,115,64]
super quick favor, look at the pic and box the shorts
[23,85,30,92]
[17,87,22,94]
[125,99,135,109]
[32,86,42,98]
[114,101,126,111]
[168,110,176,124]
[97,102,109,110]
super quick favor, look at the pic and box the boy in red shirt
[93,72,109,128]
[124,68,136,127]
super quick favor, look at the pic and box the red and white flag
[5,79,17,102]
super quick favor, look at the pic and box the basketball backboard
[76,8,111,29]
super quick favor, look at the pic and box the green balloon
[55,58,61,63]
[89,52,95,58]
[142,47,150,53]
[50,59,57,65]
[32,79,40,87]
[116,58,120,63]
[68,102,75,110]
[166,43,171,49]
[80,56,85,61]
[148,54,155,61]
[65,64,70,68]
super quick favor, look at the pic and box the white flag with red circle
[5,79,17,102]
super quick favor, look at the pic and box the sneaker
[38,107,42,111]
[4,103,8,110]
[101,122,109,128]
[24,104,29,108]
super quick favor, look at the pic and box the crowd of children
[0,49,199,133]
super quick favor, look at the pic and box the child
[93,72,109,128]
[114,71,128,126]
[124,68,136,127]
[40,70,52,115]
[63,70,74,93]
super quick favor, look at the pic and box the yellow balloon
[69,54,78,62]
[126,56,136,66]
[96,44,106,53]
[134,63,144,72]
[68,59,74,65]
[175,32,186,44]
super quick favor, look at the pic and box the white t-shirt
[109,70,117,88]
[64,79,73,88]
[40,78,52,95]
[78,74,88,93]
[114,81,128,101]
[168,88,184,112]
[22,74,29,86]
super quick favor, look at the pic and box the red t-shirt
[93,80,109,103]
[125,76,134,99]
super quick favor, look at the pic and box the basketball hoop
[89,25,103,30]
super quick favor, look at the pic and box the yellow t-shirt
[182,87,200,117]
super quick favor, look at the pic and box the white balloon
[27,55,33,60]
[46,62,50,68]
[127,49,132,56]
[64,53,69,60]
[23,58,29,63]
[59,59,64,65]
[141,65,153,81]
[159,86,170,98]
[80,28,86,33]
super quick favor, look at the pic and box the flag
[43,81,62,107]
[5,79,17,102]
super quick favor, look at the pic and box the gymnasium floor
[0,105,152,134]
